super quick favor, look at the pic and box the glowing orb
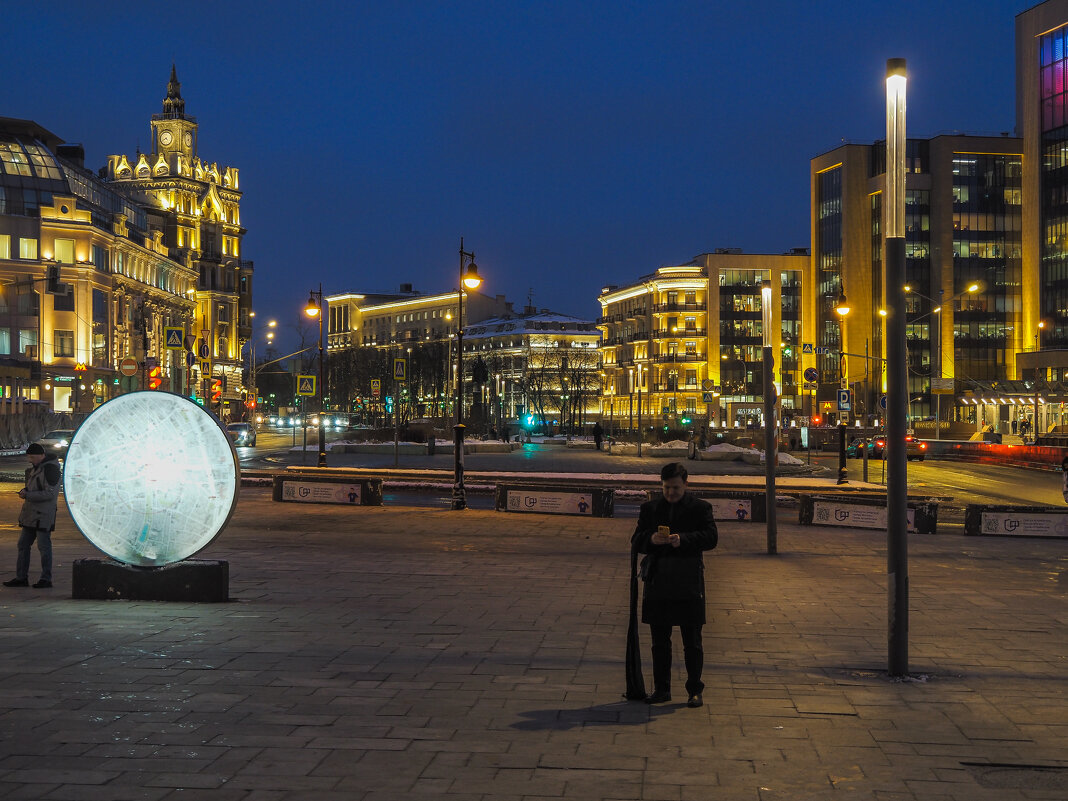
[63,391,239,567]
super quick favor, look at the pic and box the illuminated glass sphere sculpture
[63,391,239,567]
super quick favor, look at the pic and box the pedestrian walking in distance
[631,462,718,707]
[4,443,62,589]
[593,421,603,450]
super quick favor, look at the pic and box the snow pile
[648,440,691,451]
[704,443,756,453]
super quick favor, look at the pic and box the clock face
[184,131,192,147]
[159,130,173,146]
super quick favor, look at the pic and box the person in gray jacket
[3,443,61,589]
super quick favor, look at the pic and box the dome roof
[0,117,71,201]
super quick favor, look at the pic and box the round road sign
[803,367,819,383]
[119,356,138,377]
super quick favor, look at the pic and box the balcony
[652,383,700,392]
[653,328,706,339]
[653,353,705,364]
[653,302,706,313]
[625,307,647,319]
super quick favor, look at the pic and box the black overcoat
[631,492,718,626]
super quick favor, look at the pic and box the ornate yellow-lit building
[106,66,251,412]
[598,250,810,432]
[0,68,251,421]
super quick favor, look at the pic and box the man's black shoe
[3,578,28,587]
[645,689,672,704]
[32,580,52,589]
[687,693,703,708]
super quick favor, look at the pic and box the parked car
[225,422,257,447]
[866,434,927,461]
[34,429,75,459]
[845,437,867,458]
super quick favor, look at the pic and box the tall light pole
[452,238,482,510]
[761,280,778,554]
[835,291,850,484]
[886,57,909,677]
[1035,320,1045,440]
[304,285,326,467]
[248,317,276,423]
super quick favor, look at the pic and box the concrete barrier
[273,474,384,506]
[798,494,938,534]
[963,504,1068,538]
[646,489,766,523]
[495,484,614,517]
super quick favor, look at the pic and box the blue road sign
[837,388,851,412]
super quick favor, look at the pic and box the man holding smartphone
[3,443,61,589]
[631,462,718,707]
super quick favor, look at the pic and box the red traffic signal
[147,365,163,390]
[211,378,222,403]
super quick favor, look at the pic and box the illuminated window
[0,234,9,259]
[0,143,32,176]
[19,238,37,259]
[54,329,74,357]
[19,328,37,355]
[54,238,75,264]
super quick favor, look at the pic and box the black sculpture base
[72,558,229,602]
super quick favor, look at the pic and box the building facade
[597,250,809,433]
[324,284,514,425]
[105,67,251,415]
[463,311,601,435]
[0,116,199,415]
[810,135,1024,431]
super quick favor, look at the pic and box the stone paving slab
[0,487,1065,799]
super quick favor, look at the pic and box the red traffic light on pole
[148,365,163,390]
[211,378,222,403]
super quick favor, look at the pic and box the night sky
[6,1,1025,350]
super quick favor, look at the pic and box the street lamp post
[1035,321,1045,441]
[761,280,778,554]
[304,285,327,467]
[886,57,909,677]
[452,238,482,510]
[835,291,851,485]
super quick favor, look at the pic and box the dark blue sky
[7,0,1025,348]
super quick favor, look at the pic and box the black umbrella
[624,546,647,700]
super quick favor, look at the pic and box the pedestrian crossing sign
[164,327,185,350]
[393,358,407,381]
[296,374,317,396]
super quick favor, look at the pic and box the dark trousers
[649,624,704,695]
[16,525,52,583]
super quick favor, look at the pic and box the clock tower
[151,64,197,158]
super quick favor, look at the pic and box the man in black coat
[631,462,718,707]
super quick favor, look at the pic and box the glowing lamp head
[835,293,850,317]
[461,262,482,291]
[305,294,321,317]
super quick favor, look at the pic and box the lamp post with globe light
[304,285,326,467]
[452,239,483,510]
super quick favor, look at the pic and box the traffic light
[812,415,822,426]
[211,378,222,403]
[147,365,162,390]
[46,265,61,294]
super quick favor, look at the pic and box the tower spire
[163,64,185,117]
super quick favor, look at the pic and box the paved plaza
[0,483,1065,800]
